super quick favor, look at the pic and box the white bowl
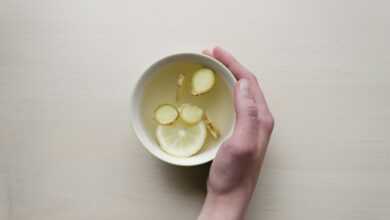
[131,53,236,166]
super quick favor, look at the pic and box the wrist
[198,190,251,220]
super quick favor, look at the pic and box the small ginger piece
[203,114,220,139]
[176,73,185,102]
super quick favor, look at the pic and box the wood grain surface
[1,0,389,219]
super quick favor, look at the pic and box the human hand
[198,47,274,220]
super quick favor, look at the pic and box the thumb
[231,79,259,143]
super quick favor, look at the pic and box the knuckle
[226,140,257,159]
[248,74,258,82]
[246,103,258,119]
[259,114,275,132]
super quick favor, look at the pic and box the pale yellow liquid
[141,62,234,154]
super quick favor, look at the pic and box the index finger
[211,47,271,114]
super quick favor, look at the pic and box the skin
[198,47,275,220]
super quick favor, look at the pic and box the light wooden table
[1,0,389,219]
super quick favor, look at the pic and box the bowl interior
[131,53,236,166]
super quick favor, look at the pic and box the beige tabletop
[1,0,389,219]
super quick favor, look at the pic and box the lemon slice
[191,68,216,95]
[156,121,207,157]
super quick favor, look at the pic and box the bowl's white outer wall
[131,53,236,166]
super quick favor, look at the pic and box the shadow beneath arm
[156,160,211,195]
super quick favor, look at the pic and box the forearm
[198,191,251,220]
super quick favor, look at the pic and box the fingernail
[240,79,250,97]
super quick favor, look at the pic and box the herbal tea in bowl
[131,53,236,166]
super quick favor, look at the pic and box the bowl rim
[130,52,236,166]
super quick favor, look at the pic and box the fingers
[231,79,259,145]
[212,47,252,79]
[207,46,271,114]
